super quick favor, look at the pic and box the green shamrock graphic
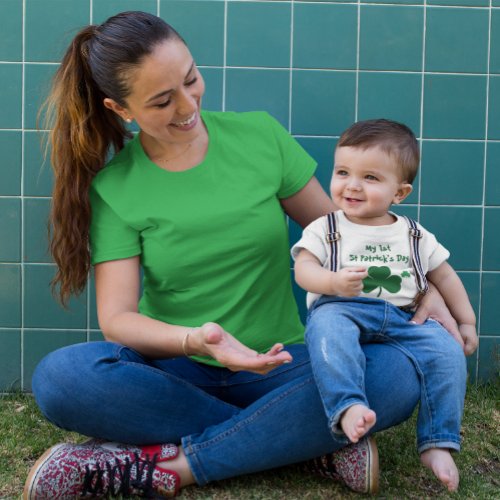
[363,266,402,297]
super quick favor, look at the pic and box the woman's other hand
[189,322,293,374]
[410,284,465,351]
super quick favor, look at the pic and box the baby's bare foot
[420,448,459,492]
[340,404,376,443]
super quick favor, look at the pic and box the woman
[24,11,462,498]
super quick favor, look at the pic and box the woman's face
[110,38,206,147]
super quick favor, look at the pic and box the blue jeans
[32,341,420,485]
[305,296,467,454]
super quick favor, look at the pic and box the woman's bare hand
[190,322,293,374]
[411,285,464,350]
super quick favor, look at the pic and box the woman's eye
[185,77,198,87]
[155,99,171,109]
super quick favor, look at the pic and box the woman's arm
[95,256,292,372]
[280,177,335,228]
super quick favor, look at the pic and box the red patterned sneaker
[303,436,379,494]
[23,440,180,499]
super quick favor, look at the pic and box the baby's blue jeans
[305,296,467,453]
[33,340,423,485]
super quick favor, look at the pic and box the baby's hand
[331,267,368,297]
[459,324,478,356]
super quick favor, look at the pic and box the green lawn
[1,382,498,499]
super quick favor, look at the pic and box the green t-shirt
[89,111,316,365]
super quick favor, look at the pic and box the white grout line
[288,0,294,133]
[355,0,360,121]
[417,0,427,223]
[19,0,27,391]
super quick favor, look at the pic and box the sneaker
[23,440,180,499]
[303,436,379,494]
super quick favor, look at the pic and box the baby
[292,118,477,492]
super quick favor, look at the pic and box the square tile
[419,207,482,270]
[89,331,105,342]
[92,0,157,24]
[428,0,488,5]
[482,208,500,271]
[0,64,22,129]
[0,265,21,327]
[23,329,87,390]
[360,5,423,71]
[293,3,357,70]
[481,273,500,334]
[24,64,58,130]
[24,264,87,328]
[0,131,22,195]
[88,273,99,330]
[0,0,22,61]
[25,0,90,62]
[24,131,53,196]
[24,198,51,263]
[0,330,21,391]
[490,10,500,74]
[225,69,290,128]
[199,67,223,112]
[477,337,500,383]
[466,351,477,383]
[485,142,500,205]
[160,1,224,66]
[227,2,291,68]
[488,76,500,140]
[425,7,489,73]
[291,70,356,136]
[423,75,487,139]
[420,141,484,205]
[362,0,422,4]
[0,198,21,262]
[391,205,419,219]
[358,72,422,135]
[295,137,337,192]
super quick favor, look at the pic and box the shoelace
[81,452,159,497]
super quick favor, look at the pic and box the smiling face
[104,38,206,150]
[331,145,413,226]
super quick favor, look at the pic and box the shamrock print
[363,266,402,297]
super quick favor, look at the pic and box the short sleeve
[266,115,317,199]
[291,217,329,265]
[420,224,450,272]
[89,185,141,265]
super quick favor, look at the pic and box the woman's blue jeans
[305,297,467,454]
[32,340,420,485]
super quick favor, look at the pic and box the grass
[1,382,498,499]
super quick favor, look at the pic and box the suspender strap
[325,212,341,272]
[403,215,429,296]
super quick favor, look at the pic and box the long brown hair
[43,11,182,305]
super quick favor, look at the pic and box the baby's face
[331,145,412,226]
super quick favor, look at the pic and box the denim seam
[373,333,437,444]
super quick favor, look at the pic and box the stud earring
[125,118,132,123]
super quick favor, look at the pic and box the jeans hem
[182,436,206,486]
[417,438,461,454]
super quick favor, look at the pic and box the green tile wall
[1,0,499,390]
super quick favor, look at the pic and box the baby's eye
[365,174,378,181]
[335,169,348,176]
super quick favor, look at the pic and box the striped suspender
[402,215,429,297]
[325,212,341,272]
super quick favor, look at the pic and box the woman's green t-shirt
[89,111,316,365]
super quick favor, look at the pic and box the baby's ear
[393,183,413,205]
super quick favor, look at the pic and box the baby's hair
[337,119,419,184]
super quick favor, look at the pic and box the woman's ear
[103,98,133,123]
[393,183,413,205]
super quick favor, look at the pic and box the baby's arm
[427,261,478,355]
[294,248,368,297]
